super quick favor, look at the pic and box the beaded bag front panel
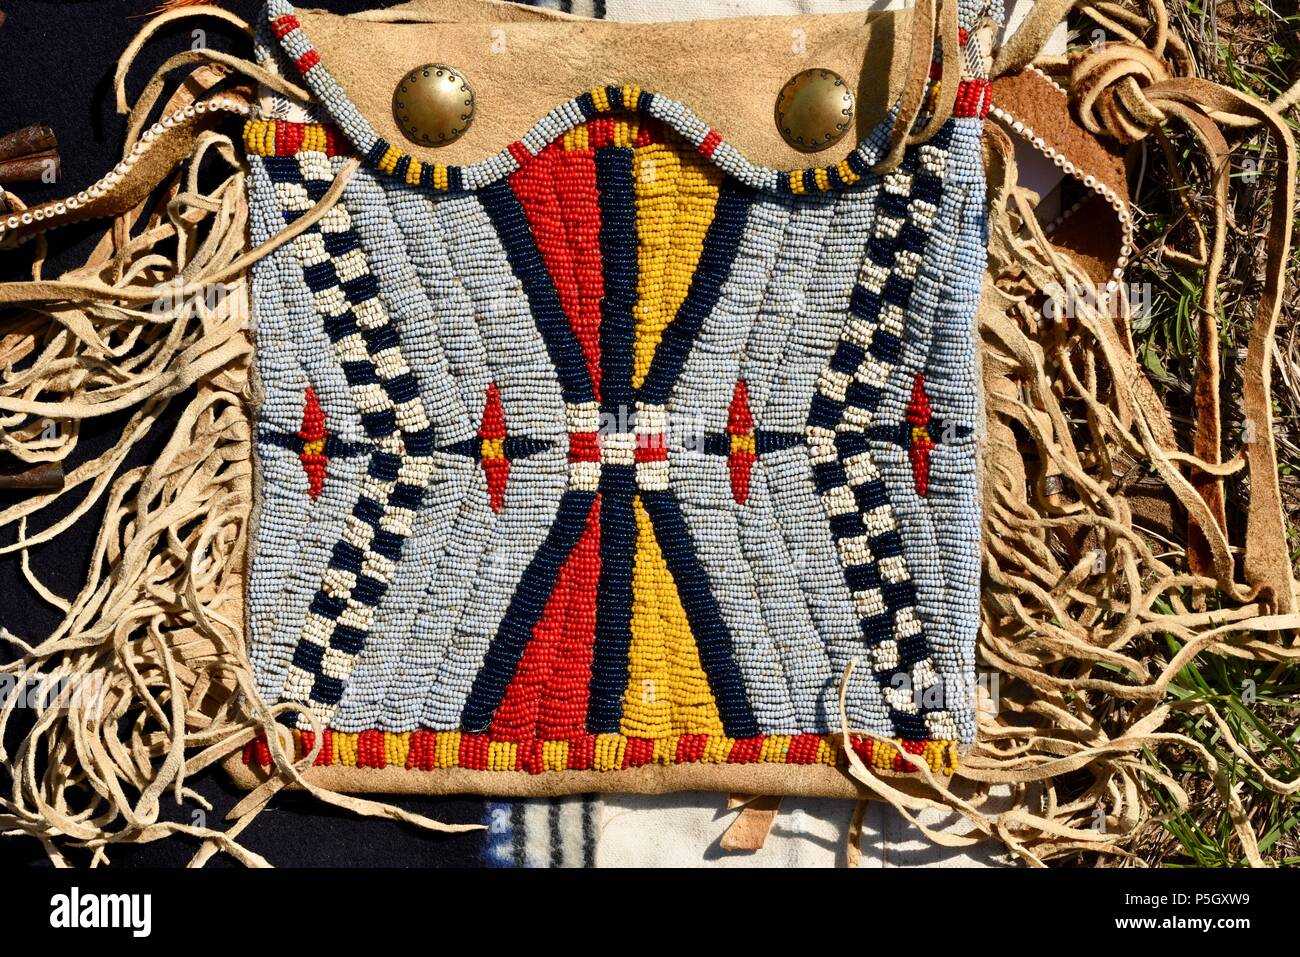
[242,1,989,784]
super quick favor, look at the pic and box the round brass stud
[775,69,855,152]
[393,64,475,146]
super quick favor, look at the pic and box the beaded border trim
[243,729,958,775]
[262,0,990,200]
[0,98,253,240]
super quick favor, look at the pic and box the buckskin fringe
[0,27,478,867]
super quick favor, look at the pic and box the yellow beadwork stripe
[243,120,266,155]
[926,80,943,114]
[302,123,327,154]
[594,733,626,771]
[760,735,791,763]
[814,167,831,191]
[480,437,505,461]
[434,164,449,191]
[387,731,410,768]
[377,146,401,175]
[336,731,358,765]
[729,433,756,455]
[611,117,636,148]
[564,125,588,152]
[787,170,805,195]
[590,86,611,113]
[542,739,569,771]
[631,136,720,388]
[435,731,460,768]
[621,496,724,738]
[301,437,325,456]
[836,159,859,186]
[488,740,517,771]
[406,159,423,186]
[701,735,734,763]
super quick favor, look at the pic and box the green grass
[1142,638,1300,865]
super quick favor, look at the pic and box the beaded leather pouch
[231,0,995,797]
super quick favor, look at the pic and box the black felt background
[0,0,491,868]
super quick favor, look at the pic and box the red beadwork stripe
[787,733,821,764]
[271,14,300,38]
[568,431,601,462]
[409,729,435,770]
[906,373,933,496]
[491,497,601,741]
[586,116,615,148]
[358,728,385,768]
[507,141,533,168]
[568,733,596,770]
[699,129,723,157]
[518,740,544,775]
[479,383,507,440]
[482,459,509,512]
[676,733,707,763]
[460,733,489,770]
[553,149,605,392]
[294,49,320,74]
[275,119,299,156]
[298,386,328,498]
[727,380,755,504]
[299,453,326,498]
[636,118,663,147]
[633,440,669,463]
[953,78,990,118]
[728,736,764,764]
[478,383,509,512]
[624,736,655,768]
[509,142,604,395]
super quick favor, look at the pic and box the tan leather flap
[293,3,912,169]
[350,0,583,22]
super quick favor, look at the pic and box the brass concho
[775,69,855,152]
[393,64,475,147]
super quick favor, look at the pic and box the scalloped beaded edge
[0,98,253,241]
[987,102,1134,291]
[261,1,990,200]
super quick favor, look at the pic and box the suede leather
[294,3,914,170]
[988,69,1132,283]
